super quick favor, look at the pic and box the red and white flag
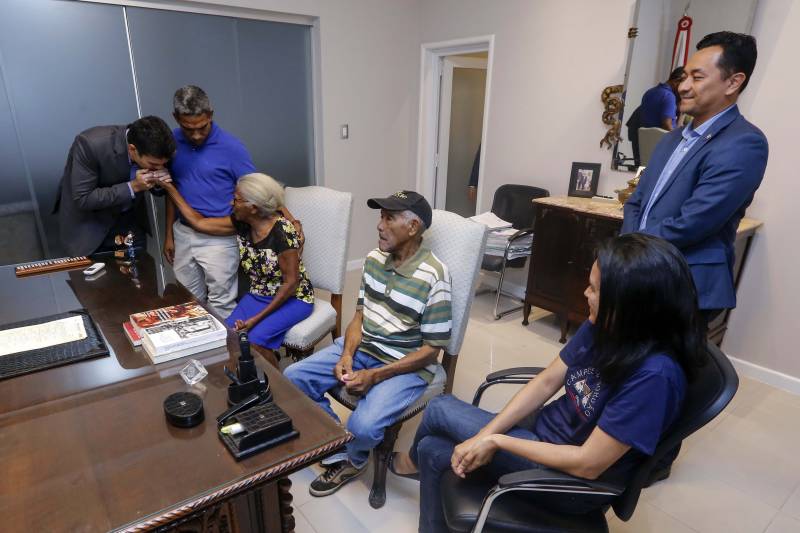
[671,15,693,70]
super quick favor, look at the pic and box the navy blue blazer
[621,106,768,310]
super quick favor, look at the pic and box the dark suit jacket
[54,125,147,256]
[621,105,768,310]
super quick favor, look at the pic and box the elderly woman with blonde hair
[161,173,313,352]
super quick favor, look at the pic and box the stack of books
[123,302,228,364]
[469,212,533,259]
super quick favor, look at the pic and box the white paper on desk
[0,315,87,357]
[469,212,513,229]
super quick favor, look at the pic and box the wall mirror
[608,0,759,171]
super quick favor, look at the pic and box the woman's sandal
[387,452,420,481]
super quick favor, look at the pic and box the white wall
[179,0,423,261]
[722,0,800,380]
[417,0,637,203]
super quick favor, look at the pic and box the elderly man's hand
[334,354,354,382]
[342,368,380,395]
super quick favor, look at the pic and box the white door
[434,56,487,216]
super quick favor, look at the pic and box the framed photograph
[568,162,601,198]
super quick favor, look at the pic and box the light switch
[340,124,349,139]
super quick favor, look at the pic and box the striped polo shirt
[356,246,452,383]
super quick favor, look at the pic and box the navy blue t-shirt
[640,83,678,129]
[170,123,256,218]
[533,321,686,478]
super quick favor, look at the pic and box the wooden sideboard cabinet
[522,196,762,345]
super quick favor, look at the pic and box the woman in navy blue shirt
[390,233,707,533]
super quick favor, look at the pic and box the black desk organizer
[218,401,299,461]
[0,309,109,381]
[217,332,298,460]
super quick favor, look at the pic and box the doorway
[417,36,494,216]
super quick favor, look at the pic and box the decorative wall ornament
[600,84,624,149]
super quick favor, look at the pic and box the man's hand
[130,169,157,193]
[342,368,379,395]
[334,354,354,382]
[163,233,175,265]
[451,434,498,478]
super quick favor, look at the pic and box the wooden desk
[523,196,762,344]
[0,256,351,532]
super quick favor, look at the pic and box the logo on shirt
[566,366,603,420]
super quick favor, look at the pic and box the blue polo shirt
[640,83,678,129]
[170,122,256,217]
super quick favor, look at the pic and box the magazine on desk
[127,302,228,363]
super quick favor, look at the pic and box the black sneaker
[309,461,367,497]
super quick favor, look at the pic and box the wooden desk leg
[278,477,295,532]
[522,303,532,325]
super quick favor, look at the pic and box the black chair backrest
[490,184,550,230]
[612,342,739,520]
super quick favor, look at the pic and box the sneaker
[309,461,367,497]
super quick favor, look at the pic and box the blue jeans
[284,337,428,468]
[411,395,543,533]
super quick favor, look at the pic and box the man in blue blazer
[623,32,768,321]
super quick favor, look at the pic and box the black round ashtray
[163,391,204,428]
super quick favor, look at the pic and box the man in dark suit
[622,32,768,323]
[54,116,176,256]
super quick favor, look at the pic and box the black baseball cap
[367,190,433,229]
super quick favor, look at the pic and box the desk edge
[114,432,353,532]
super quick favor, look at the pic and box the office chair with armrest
[481,184,549,320]
[440,341,738,532]
[281,186,353,361]
[329,209,487,508]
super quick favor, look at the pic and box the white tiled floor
[286,270,800,533]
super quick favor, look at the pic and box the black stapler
[223,332,271,406]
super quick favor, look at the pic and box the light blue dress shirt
[639,104,737,230]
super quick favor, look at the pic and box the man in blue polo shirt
[164,85,256,317]
[639,67,684,131]
[627,67,684,165]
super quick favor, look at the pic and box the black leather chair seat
[481,254,527,272]
[441,471,608,533]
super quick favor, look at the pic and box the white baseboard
[347,258,365,271]
[728,355,800,396]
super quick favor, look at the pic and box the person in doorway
[467,144,481,203]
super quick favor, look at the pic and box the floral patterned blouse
[234,216,314,304]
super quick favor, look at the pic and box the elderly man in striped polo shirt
[285,190,452,497]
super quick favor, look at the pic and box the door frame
[435,56,487,211]
[416,35,494,214]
